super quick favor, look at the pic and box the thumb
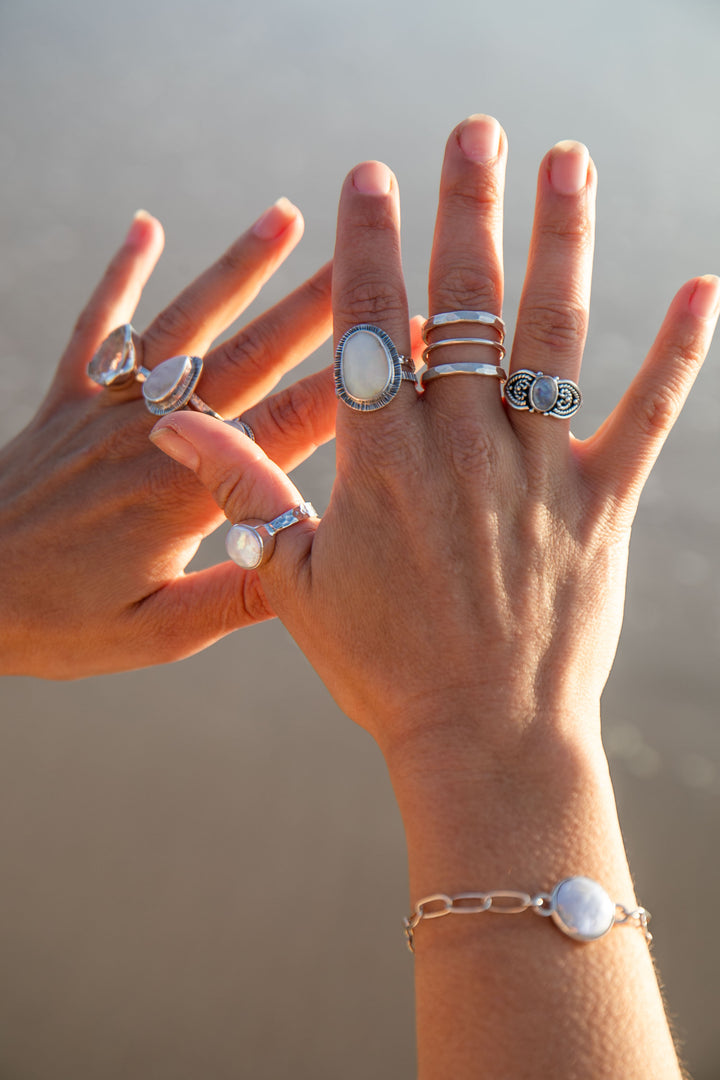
[149,411,318,577]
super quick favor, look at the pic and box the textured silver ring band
[422,310,506,344]
[421,362,507,387]
[225,501,317,570]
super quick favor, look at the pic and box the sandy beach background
[1,0,719,1075]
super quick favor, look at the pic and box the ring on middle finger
[141,354,253,435]
[422,310,506,343]
[334,324,418,412]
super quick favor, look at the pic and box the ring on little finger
[225,500,317,569]
[334,324,418,412]
[504,369,582,418]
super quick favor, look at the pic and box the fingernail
[689,275,720,319]
[352,161,392,195]
[252,197,299,240]
[458,114,501,163]
[124,209,154,248]
[149,425,199,470]
[549,141,589,195]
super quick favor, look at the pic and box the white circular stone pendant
[87,324,138,388]
[142,355,203,415]
[225,524,264,569]
[550,876,616,942]
[334,324,403,411]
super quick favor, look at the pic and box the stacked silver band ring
[334,324,418,412]
[225,501,317,570]
[504,369,582,419]
[421,310,507,371]
[87,326,255,439]
[421,362,507,387]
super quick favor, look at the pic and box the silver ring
[226,418,256,441]
[422,338,506,365]
[335,325,409,411]
[422,311,505,344]
[225,501,317,570]
[504,369,582,418]
[87,324,145,389]
[141,355,243,429]
[421,362,507,387]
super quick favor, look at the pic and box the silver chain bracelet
[403,875,652,953]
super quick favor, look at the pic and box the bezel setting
[87,324,139,389]
[334,324,404,412]
[142,355,204,416]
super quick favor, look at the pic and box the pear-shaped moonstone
[553,876,615,941]
[529,374,558,412]
[144,355,193,404]
[225,525,263,569]
[340,329,392,402]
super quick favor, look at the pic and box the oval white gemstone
[529,374,558,412]
[144,355,192,403]
[552,876,615,941]
[340,329,392,402]
[225,525,263,569]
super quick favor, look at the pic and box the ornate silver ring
[225,501,317,570]
[504,369,582,418]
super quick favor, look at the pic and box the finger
[141,198,304,366]
[582,275,720,515]
[148,410,317,581]
[425,115,507,415]
[508,141,596,443]
[56,211,165,395]
[332,161,417,471]
[243,364,336,473]
[196,261,333,417]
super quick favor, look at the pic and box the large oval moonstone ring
[549,876,617,942]
[225,501,317,570]
[504,369,582,419]
[334,324,409,411]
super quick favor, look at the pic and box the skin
[151,116,718,1077]
[0,200,336,677]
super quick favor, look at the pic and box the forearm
[386,715,682,1080]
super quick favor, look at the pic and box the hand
[151,118,717,1078]
[0,201,334,678]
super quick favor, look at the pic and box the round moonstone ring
[549,876,617,942]
[334,324,410,411]
[225,501,317,570]
[504,368,582,418]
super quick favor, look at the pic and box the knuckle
[626,383,684,439]
[222,320,275,382]
[210,462,262,519]
[261,378,323,444]
[432,264,501,310]
[445,176,503,217]
[538,209,593,249]
[240,572,275,624]
[520,299,587,350]
[336,275,406,327]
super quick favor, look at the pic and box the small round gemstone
[529,374,558,412]
[225,525,264,569]
[551,876,616,941]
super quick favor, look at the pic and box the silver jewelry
[403,875,652,953]
[226,418,256,441]
[225,501,317,570]
[87,324,145,389]
[335,324,411,411]
[421,338,506,365]
[421,362,506,387]
[422,311,506,344]
[141,354,249,432]
[504,369,582,418]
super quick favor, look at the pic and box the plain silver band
[422,338,506,365]
[421,362,507,387]
[423,311,505,343]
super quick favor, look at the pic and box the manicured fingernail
[252,197,299,240]
[352,161,392,195]
[458,114,501,163]
[689,275,720,319]
[549,141,589,195]
[124,209,154,248]
[149,425,199,470]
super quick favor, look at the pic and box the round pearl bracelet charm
[549,876,617,942]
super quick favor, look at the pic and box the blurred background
[1,0,719,1075]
